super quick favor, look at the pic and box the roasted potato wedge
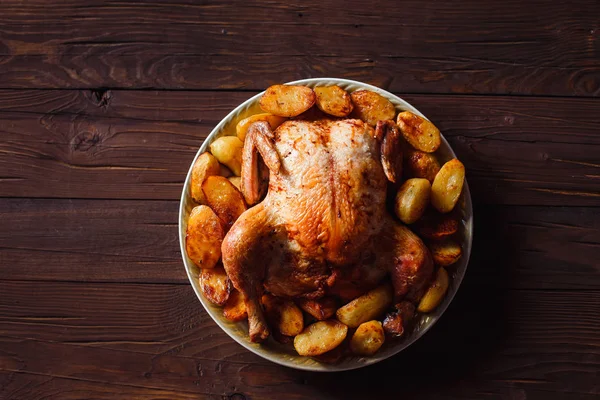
[382,301,415,337]
[431,159,465,213]
[223,289,247,322]
[404,150,441,183]
[185,205,224,269]
[199,267,231,306]
[202,176,247,230]
[417,267,449,313]
[336,283,393,328]
[428,239,463,267]
[296,297,338,321]
[350,320,385,356]
[394,178,431,224]
[209,136,244,176]
[414,210,459,240]
[227,176,242,190]
[397,111,441,153]
[189,152,221,204]
[314,85,354,117]
[236,113,287,142]
[312,342,346,364]
[262,294,304,337]
[350,90,396,126]
[294,320,348,356]
[259,85,316,117]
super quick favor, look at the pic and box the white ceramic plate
[178,78,473,371]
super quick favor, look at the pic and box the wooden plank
[471,205,600,290]
[0,373,202,400]
[1,199,598,288]
[0,0,598,95]
[0,281,257,363]
[1,282,598,398]
[0,90,599,204]
[2,54,598,97]
[0,89,251,122]
[1,374,596,400]
[1,1,595,61]
[0,199,183,283]
[3,0,598,28]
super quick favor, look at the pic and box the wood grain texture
[0,199,182,283]
[1,90,599,204]
[1,1,599,397]
[2,375,596,400]
[1,199,598,289]
[3,54,599,97]
[1,281,598,399]
[0,373,203,400]
[0,0,598,95]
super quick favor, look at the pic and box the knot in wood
[90,89,112,108]
[72,129,101,152]
[227,393,247,400]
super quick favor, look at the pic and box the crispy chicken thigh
[222,118,433,342]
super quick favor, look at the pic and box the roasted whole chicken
[221,117,433,342]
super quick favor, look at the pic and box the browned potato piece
[259,85,316,117]
[202,176,247,231]
[429,239,463,267]
[185,205,224,269]
[296,297,338,321]
[336,283,393,328]
[394,178,431,224]
[404,150,441,183]
[417,267,449,313]
[223,289,247,322]
[350,320,385,356]
[431,159,465,213]
[314,85,354,117]
[312,343,346,364]
[397,111,441,153]
[199,267,231,306]
[210,136,244,176]
[350,90,396,126]
[382,301,415,337]
[228,176,242,190]
[236,113,287,142]
[294,320,348,356]
[190,152,221,204]
[414,211,459,240]
[262,294,304,337]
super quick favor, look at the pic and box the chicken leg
[222,203,276,342]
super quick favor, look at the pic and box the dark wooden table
[1,1,599,399]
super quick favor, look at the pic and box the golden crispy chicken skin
[222,119,433,342]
